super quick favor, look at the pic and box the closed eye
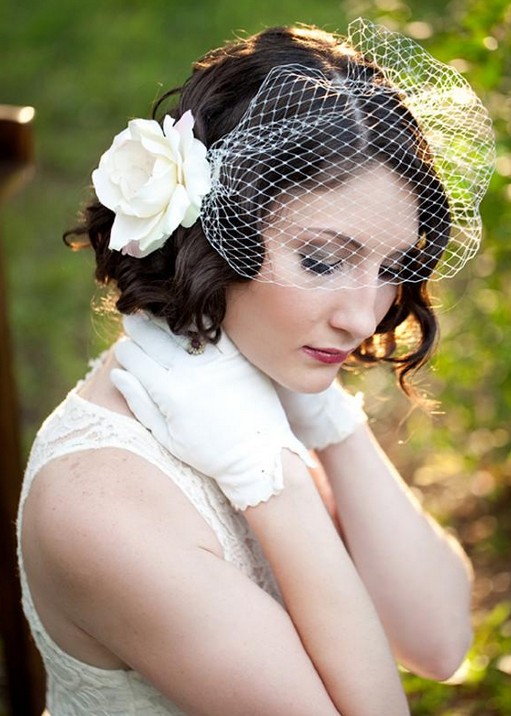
[379,257,404,281]
[379,244,433,283]
[300,254,345,276]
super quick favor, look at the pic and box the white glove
[111,313,314,510]
[274,382,367,452]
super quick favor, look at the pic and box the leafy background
[1,0,510,713]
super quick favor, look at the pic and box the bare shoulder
[20,446,224,668]
[23,446,224,567]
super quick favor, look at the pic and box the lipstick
[302,346,350,365]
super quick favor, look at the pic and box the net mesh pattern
[200,18,495,289]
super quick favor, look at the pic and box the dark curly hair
[65,24,450,395]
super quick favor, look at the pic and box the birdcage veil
[200,18,495,289]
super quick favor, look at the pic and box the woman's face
[223,165,419,393]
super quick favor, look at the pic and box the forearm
[317,423,473,679]
[245,449,410,716]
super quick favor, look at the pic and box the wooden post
[0,105,45,716]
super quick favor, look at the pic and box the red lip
[302,346,350,365]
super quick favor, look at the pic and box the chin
[277,370,339,395]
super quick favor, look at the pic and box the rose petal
[135,218,171,256]
[105,126,132,155]
[162,115,176,136]
[161,184,192,235]
[129,118,179,162]
[114,139,153,176]
[172,110,195,155]
[92,167,123,210]
[109,211,164,252]
[120,240,146,258]
[163,124,183,160]
[182,148,211,201]
[181,201,201,228]
[123,165,178,218]
[137,209,182,254]
[128,118,163,143]
[115,147,156,205]
[140,130,176,160]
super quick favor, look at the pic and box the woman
[18,18,494,716]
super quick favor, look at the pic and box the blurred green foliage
[1,0,510,713]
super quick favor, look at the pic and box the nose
[329,283,381,344]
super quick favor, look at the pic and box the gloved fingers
[123,313,184,368]
[215,329,241,357]
[284,434,317,470]
[115,339,173,403]
[273,382,319,414]
[110,368,171,447]
[123,313,236,367]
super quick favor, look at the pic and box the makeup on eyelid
[295,229,416,278]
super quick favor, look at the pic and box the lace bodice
[17,362,281,716]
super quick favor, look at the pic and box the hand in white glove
[111,313,314,510]
[274,381,367,452]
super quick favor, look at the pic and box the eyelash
[299,254,344,275]
[380,251,418,282]
[378,260,402,280]
[300,251,414,281]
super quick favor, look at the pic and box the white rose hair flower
[92,110,211,258]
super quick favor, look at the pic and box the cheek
[225,282,306,334]
[223,283,315,378]
[223,283,284,352]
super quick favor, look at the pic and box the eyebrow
[304,227,416,259]
[302,228,364,253]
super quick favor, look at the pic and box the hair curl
[65,24,449,396]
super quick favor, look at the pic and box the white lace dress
[17,361,282,716]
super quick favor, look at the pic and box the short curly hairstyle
[65,24,450,395]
